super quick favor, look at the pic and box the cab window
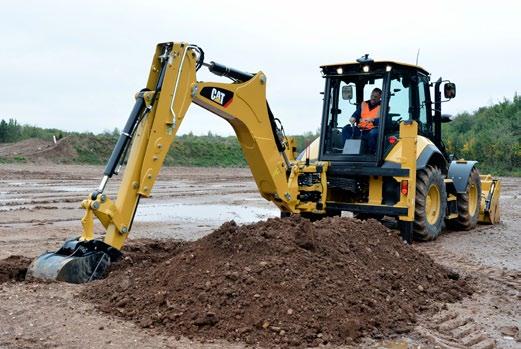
[322,75,384,156]
[388,76,412,123]
[417,77,432,136]
[338,81,357,131]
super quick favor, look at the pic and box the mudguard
[416,144,448,172]
[382,144,448,172]
[448,160,478,193]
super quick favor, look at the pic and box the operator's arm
[350,105,361,123]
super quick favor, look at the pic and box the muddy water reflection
[136,203,279,223]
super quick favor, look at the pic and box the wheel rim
[426,184,441,225]
[468,183,478,215]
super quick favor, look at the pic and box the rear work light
[401,180,409,195]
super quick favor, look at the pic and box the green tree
[443,95,521,175]
[0,119,7,142]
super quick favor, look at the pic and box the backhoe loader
[27,42,501,283]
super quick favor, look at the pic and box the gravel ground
[0,164,519,348]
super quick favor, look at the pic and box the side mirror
[444,82,456,99]
[441,114,453,123]
[342,85,353,100]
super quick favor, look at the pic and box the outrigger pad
[26,238,122,284]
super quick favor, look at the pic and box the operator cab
[319,59,435,165]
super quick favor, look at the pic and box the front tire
[448,167,481,230]
[414,166,447,241]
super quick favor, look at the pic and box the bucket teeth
[26,238,122,284]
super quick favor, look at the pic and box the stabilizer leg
[398,220,413,244]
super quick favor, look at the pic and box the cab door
[416,75,434,139]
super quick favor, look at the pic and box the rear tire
[448,167,481,230]
[414,166,447,241]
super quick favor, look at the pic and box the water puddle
[135,203,279,223]
[0,197,27,205]
[6,182,27,186]
[48,186,91,192]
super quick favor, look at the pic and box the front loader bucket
[479,175,501,224]
[26,238,122,284]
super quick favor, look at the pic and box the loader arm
[27,42,315,283]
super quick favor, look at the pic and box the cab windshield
[320,67,426,163]
[321,73,385,159]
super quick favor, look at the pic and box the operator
[341,88,382,153]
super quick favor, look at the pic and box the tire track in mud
[0,184,257,208]
[416,312,496,349]
[0,197,84,208]
[0,190,259,215]
[414,244,521,348]
[0,217,80,225]
[418,244,521,292]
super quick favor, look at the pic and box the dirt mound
[84,217,472,347]
[29,137,77,162]
[0,137,77,162]
[0,256,32,283]
[0,138,54,157]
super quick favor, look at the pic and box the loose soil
[84,216,471,347]
[1,165,519,348]
[0,256,31,283]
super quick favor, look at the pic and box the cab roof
[320,60,430,76]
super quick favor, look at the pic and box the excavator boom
[27,42,317,283]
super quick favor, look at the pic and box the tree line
[0,118,64,143]
[442,94,520,175]
[1,95,520,174]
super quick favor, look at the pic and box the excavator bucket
[26,238,121,284]
[479,175,501,224]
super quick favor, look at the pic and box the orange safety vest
[358,101,380,130]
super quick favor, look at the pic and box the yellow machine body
[27,42,501,283]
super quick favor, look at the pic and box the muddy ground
[0,164,519,348]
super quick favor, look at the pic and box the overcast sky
[1,0,519,135]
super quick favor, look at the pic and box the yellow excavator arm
[27,42,325,283]
[88,42,304,250]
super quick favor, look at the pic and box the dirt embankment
[84,216,471,347]
[0,137,77,162]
